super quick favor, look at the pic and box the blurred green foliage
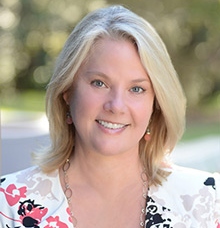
[0,0,220,114]
[182,122,220,141]
[1,90,45,112]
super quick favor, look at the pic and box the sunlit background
[1,0,220,174]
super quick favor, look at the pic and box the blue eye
[91,80,105,88]
[130,86,145,93]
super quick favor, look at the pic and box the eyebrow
[130,78,151,83]
[85,71,151,83]
[85,71,108,79]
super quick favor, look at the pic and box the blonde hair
[33,5,186,185]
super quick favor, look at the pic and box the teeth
[98,120,126,129]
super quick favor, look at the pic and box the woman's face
[64,38,155,156]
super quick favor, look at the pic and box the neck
[61,148,148,228]
[68,147,143,197]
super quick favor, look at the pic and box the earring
[144,127,151,141]
[66,112,73,124]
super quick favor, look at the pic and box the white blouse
[0,165,219,227]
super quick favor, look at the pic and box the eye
[91,80,106,88]
[130,86,145,93]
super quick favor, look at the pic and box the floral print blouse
[0,165,219,228]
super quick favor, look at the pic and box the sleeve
[214,172,220,227]
[1,167,71,228]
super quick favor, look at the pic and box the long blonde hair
[33,5,186,185]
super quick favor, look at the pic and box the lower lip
[96,121,127,134]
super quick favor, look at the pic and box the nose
[103,89,126,114]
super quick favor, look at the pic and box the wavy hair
[33,5,186,186]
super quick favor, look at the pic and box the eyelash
[130,86,146,93]
[91,80,106,88]
[91,80,146,94]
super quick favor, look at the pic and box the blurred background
[1,0,220,175]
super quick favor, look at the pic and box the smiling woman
[0,5,219,228]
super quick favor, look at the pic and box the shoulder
[0,166,61,207]
[0,166,61,203]
[1,166,42,184]
[1,166,58,186]
[166,165,219,191]
[148,165,220,226]
[159,165,220,202]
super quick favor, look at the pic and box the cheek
[139,109,152,127]
[70,94,87,118]
[69,88,100,119]
[135,99,154,125]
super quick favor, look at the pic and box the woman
[1,5,219,228]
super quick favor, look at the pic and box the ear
[63,91,70,105]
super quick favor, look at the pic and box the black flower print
[204,177,216,190]
[18,199,48,228]
[145,196,173,228]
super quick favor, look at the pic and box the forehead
[74,37,152,85]
[91,35,137,55]
[82,37,141,69]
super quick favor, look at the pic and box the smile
[96,120,127,129]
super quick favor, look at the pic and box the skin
[64,38,154,158]
[62,37,155,227]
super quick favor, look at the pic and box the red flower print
[18,199,48,227]
[45,216,68,228]
[0,184,27,206]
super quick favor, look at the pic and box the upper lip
[96,119,129,128]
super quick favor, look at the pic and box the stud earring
[66,112,73,124]
[144,127,151,141]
